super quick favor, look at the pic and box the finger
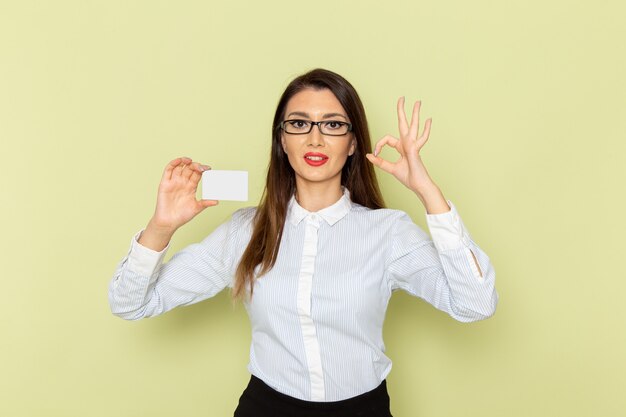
[191,199,219,218]
[188,166,206,186]
[173,161,188,178]
[366,153,395,174]
[162,157,187,181]
[409,101,421,140]
[397,97,409,137]
[187,163,212,191]
[416,118,432,149]
[183,162,202,180]
[198,199,219,209]
[373,135,400,157]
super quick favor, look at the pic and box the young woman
[109,68,498,416]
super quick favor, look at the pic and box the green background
[1,1,624,416]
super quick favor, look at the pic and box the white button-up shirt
[109,189,498,401]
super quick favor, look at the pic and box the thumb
[366,153,393,174]
[197,199,219,211]
[194,200,219,217]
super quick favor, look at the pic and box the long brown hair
[233,68,385,300]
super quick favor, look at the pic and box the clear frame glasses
[279,119,353,136]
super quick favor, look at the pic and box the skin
[366,96,450,215]
[138,90,450,252]
[138,157,217,251]
[280,88,356,212]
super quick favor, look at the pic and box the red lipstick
[304,152,329,166]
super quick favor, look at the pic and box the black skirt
[233,375,393,417]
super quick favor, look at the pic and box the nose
[307,123,325,147]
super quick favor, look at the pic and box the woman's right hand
[139,157,218,251]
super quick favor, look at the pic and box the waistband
[244,374,390,411]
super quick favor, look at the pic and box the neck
[294,179,343,212]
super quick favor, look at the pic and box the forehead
[285,88,347,117]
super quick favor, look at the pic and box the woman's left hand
[366,97,436,194]
[367,97,450,214]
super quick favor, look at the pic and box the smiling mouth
[304,153,329,166]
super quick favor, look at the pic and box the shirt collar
[287,188,352,227]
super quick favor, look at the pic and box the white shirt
[109,189,498,401]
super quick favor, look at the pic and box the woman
[109,68,498,416]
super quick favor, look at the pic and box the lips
[304,152,329,166]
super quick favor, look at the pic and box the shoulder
[349,202,412,224]
[232,206,257,223]
[346,203,416,236]
[350,203,428,241]
[228,206,257,235]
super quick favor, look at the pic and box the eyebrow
[287,111,348,121]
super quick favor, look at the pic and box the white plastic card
[201,170,248,201]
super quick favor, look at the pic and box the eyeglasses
[279,119,353,136]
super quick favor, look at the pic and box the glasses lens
[320,121,349,135]
[284,120,311,134]
[282,120,350,135]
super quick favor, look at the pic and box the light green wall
[1,1,624,416]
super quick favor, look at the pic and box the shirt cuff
[126,230,170,277]
[425,201,472,252]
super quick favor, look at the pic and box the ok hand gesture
[366,97,450,214]
[366,97,435,194]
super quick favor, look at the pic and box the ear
[281,133,288,154]
[348,138,357,156]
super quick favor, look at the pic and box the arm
[386,207,497,322]
[108,216,237,320]
[107,157,222,320]
[368,98,497,321]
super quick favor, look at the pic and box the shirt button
[310,215,317,221]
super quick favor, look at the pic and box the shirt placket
[296,213,325,401]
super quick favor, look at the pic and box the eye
[324,121,344,130]
[288,120,310,130]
